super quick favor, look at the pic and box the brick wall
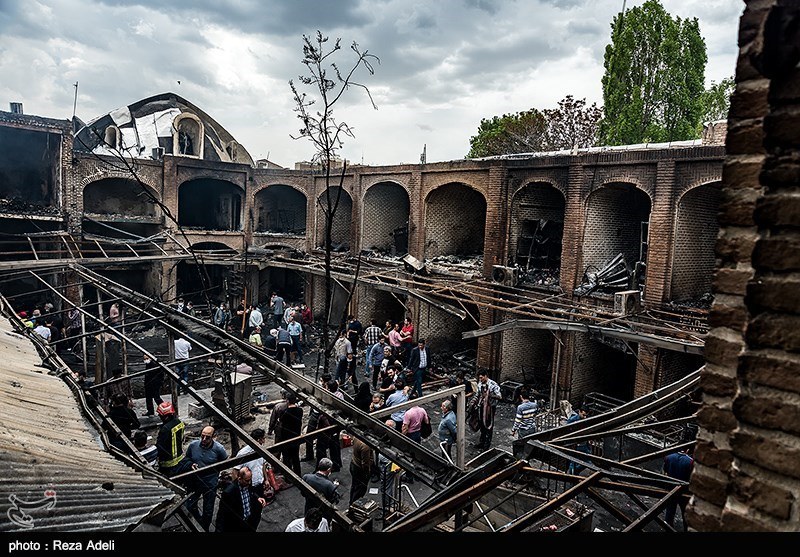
[361,182,410,252]
[315,187,353,249]
[508,183,565,265]
[499,325,555,386]
[424,183,486,258]
[569,333,636,405]
[356,285,407,328]
[253,184,307,233]
[83,177,158,216]
[582,183,651,273]
[416,302,478,356]
[688,1,800,532]
[671,183,722,301]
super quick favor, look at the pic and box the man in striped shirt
[362,319,384,378]
[512,388,538,438]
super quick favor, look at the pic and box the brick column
[482,164,508,277]
[559,163,585,294]
[645,161,677,303]
[633,345,658,399]
[687,0,800,532]
[408,170,424,260]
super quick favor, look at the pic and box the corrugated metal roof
[0,319,176,532]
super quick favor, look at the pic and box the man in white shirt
[285,508,330,532]
[248,304,263,334]
[174,336,192,393]
[33,323,51,342]
[234,428,267,497]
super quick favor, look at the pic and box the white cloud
[0,0,741,167]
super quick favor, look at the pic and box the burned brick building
[0,91,724,411]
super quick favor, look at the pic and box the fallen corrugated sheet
[0,320,175,532]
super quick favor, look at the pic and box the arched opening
[500,326,555,396]
[178,178,242,231]
[424,183,486,259]
[570,332,637,404]
[671,182,721,306]
[258,266,305,308]
[254,185,307,234]
[362,182,410,255]
[176,261,231,307]
[103,126,120,150]
[311,274,351,326]
[510,183,565,286]
[580,183,651,295]
[417,298,480,364]
[172,114,203,158]
[356,286,408,329]
[189,241,238,256]
[83,178,158,217]
[315,187,352,251]
[82,178,161,238]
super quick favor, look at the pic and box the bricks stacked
[689,0,800,532]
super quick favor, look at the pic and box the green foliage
[467,95,602,157]
[467,109,547,158]
[600,0,708,145]
[700,76,735,123]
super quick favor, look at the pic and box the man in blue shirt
[386,381,409,431]
[185,426,228,531]
[566,407,589,474]
[663,449,694,531]
[438,399,457,459]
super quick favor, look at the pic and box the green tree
[543,95,603,151]
[467,95,602,157]
[700,76,735,123]
[600,0,707,145]
[467,109,547,158]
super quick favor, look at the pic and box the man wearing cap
[301,458,341,516]
[155,402,191,477]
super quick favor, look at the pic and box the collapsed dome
[74,92,254,166]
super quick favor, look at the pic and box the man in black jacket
[406,339,431,399]
[301,458,341,516]
[215,466,266,532]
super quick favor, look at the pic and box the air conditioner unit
[152,146,165,160]
[614,290,641,316]
[491,265,518,287]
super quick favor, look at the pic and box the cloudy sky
[0,0,742,167]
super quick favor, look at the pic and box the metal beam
[622,485,684,532]
[462,319,704,354]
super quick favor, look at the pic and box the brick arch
[677,175,722,202]
[80,170,161,201]
[252,180,309,200]
[361,181,411,252]
[188,238,241,252]
[314,186,354,249]
[670,180,722,303]
[510,175,567,199]
[178,175,245,191]
[424,182,487,258]
[252,184,308,234]
[582,182,652,275]
[361,177,411,201]
[587,178,654,204]
[423,179,487,203]
[509,182,565,279]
